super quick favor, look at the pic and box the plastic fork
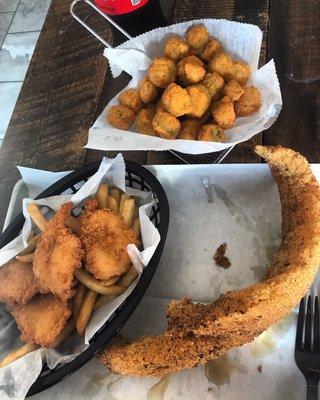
[295,295,320,399]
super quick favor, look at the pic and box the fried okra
[202,72,224,99]
[162,83,192,117]
[198,124,226,142]
[178,55,205,86]
[135,108,158,136]
[152,108,181,139]
[177,119,201,140]
[148,57,177,89]
[139,77,159,103]
[222,79,245,101]
[187,84,211,118]
[164,36,189,62]
[209,52,234,78]
[201,37,221,61]
[119,89,143,113]
[107,105,135,130]
[230,61,250,86]
[186,24,209,51]
[235,86,261,116]
[211,96,236,129]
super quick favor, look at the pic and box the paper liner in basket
[0,154,160,400]
[87,19,282,155]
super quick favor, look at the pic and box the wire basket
[0,160,169,396]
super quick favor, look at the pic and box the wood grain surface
[0,0,319,230]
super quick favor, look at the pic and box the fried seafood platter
[0,184,142,368]
[100,146,320,376]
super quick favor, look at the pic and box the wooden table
[0,0,319,230]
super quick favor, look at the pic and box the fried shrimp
[80,200,139,281]
[148,57,177,88]
[33,203,83,302]
[107,105,135,130]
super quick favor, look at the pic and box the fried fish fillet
[80,200,139,281]
[33,203,83,302]
[11,294,71,347]
[0,259,39,305]
[100,145,320,376]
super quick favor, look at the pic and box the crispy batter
[11,294,71,347]
[177,119,201,140]
[101,146,320,376]
[107,105,135,130]
[209,52,234,78]
[80,202,139,281]
[211,96,236,129]
[135,108,157,136]
[202,72,224,99]
[138,77,159,104]
[162,83,192,117]
[198,124,226,142]
[119,89,143,113]
[222,80,245,101]
[178,56,204,86]
[148,57,177,89]
[164,36,189,62]
[187,84,211,118]
[186,24,209,51]
[229,61,250,86]
[200,37,221,61]
[0,259,38,305]
[235,86,261,116]
[33,203,83,302]
[152,108,181,139]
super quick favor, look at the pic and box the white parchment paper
[27,163,320,400]
[87,19,282,154]
[0,155,160,400]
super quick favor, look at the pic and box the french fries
[93,294,117,311]
[74,269,125,296]
[73,283,87,322]
[118,266,139,288]
[108,196,119,212]
[121,198,135,227]
[27,203,48,232]
[65,215,81,234]
[0,343,38,368]
[76,290,97,336]
[119,193,130,214]
[132,217,141,237]
[16,253,34,263]
[18,233,41,256]
[101,276,119,286]
[97,183,109,209]
[110,188,122,205]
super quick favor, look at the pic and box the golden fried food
[0,259,38,305]
[80,200,139,281]
[162,83,192,117]
[186,84,211,118]
[211,96,236,129]
[11,294,71,347]
[107,105,135,130]
[230,61,250,86]
[198,124,226,142]
[178,55,205,86]
[152,108,181,139]
[177,119,201,140]
[200,37,221,61]
[186,24,209,51]
[164,35,189,62]
[202,72,224,99]
[155,98,165,111]
[138,77,159,104]
[135,108,157,136]
[33,203,83,302]
[119,89,143,113]
[209,52,234,78]
[222,79,245,101]
[148,57,177,89]
[101,146,320,376]
[235,86,261,116]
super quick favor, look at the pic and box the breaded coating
[119,89,143,113]
[202,72,224,99]
[186,24,209,51]
[0,259,38,305]
[200,37,221,61]
[80,204,139,281]
[222,79,245,101]
[177,119,201,140]
[101,146,320,376]
[33,203,83,302]
[138,77,159,104]
[148,57,177,89]
[162,83,192,117]
[230,61,250,86]
[178,55,205,86]
[198,124,226,142]
[187,84,211,118]
[164,36,189,62]
[155,98,165,111]
[235,86,261,116]
[211,96,236,129]
[209,52,234,78]
[107,105,135,130]
[152,108,181,139]
[11,294,71,347]
[135,108,157,136]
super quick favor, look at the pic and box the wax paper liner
[0,154,160,400]
[86,19,282,154]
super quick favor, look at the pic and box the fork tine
[314,296,319,351]
[296,297,305,350]
[305,295,312,350]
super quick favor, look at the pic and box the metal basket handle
[70,0,132,48]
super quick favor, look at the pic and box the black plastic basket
[0,160,169,396]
